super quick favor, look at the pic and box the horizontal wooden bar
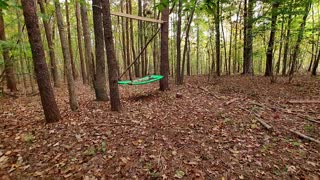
[111,12,164,24]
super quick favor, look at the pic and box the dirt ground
[0,75,319,179]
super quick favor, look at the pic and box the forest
[0,0,319,178]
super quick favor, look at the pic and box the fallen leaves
[0,76,319,179]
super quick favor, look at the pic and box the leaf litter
[0,75,319,179]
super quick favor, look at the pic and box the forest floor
[0,75,320,179]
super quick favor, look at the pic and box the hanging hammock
[118,75,163,85]
[118,27,162,86]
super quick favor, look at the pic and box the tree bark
[181,1,197,82]
[275,14,285,74]
[243,0,254,75]
[38,0,60,87]
[92,0,109,101]
[81,3,94,84]
[282,0,293,76]
[75,1,87,84]
[65,0,78,80]
[159,0,170,91]
[214,0,221,76]
[265,2,280,76]
[21,0,61,122]
[0,9,17,92]
[102,0,121,111]
[176,0,182,84]
[55,0,78,111]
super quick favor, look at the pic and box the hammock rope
[118,27,163,85]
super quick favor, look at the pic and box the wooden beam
[111,12,164,24]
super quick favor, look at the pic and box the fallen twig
[256,117,273,130]
[288,129,320,144]
[224,98,240,106]
[288,100,320,104]
[240,107,273,131]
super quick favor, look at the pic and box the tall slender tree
[55,0,78,111]
[102,0,121,111]
[243,0,254,75]
[92,0,108,101]
[65,0,78,80]
[75,1,87,84]
[81,2,94,84]
[265,1,280,76]
[21,0,61,122]
[38,0,60,87]
[159,0,170,91]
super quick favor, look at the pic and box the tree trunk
[38,0,60,87]
[181,1,197,83]
[75,1,87,84]
[159,0,170,91]
[221,16,228,74]
[102,0,121,111]
[125,0,132,80]
[282,0,293,76]
[196,25,200,75]
[311,47,320,76]
[16,1,27,93]
[243,0,254,75]
[276,14,285,74]
[138,0,143,77]
[308,6,315,72]
[228,21,233,75]
[214,0,221,76]
[55,0,78,111]
[265,2,280,76]
[129,0,138,77]
[187,39,191,76]
[81,3,94,84]
[92,0,108,101]
[21,0,61,122]
[176,0,182,84]
[289,0,311,81]
[0,9,17,92]
[65,0,78,80]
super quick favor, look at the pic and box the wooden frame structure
[111,12,164,24]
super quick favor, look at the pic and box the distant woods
[0,0,319,122]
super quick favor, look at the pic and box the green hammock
[118,75,163,85]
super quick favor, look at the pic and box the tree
[81,2,94,84]
[289,0,311,81]
[0,9,17,91]
[75,0,87,84]
[38,0,60,87]
[265,1,280,76]
[282,0,293,76]
[176,0,182,84]
[65,0,78,80]
[243,0,254,75]
[21,0,61,122]
[92,0,108,101]
[102,0,121,111]
[159,0,170,91]
[55,0,78,111]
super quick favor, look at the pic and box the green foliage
[0,0,9,9]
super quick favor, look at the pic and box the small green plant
[84,147,96,156]
[98,141,107,153]
[23,133,35,144]
[303,124,314,132]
